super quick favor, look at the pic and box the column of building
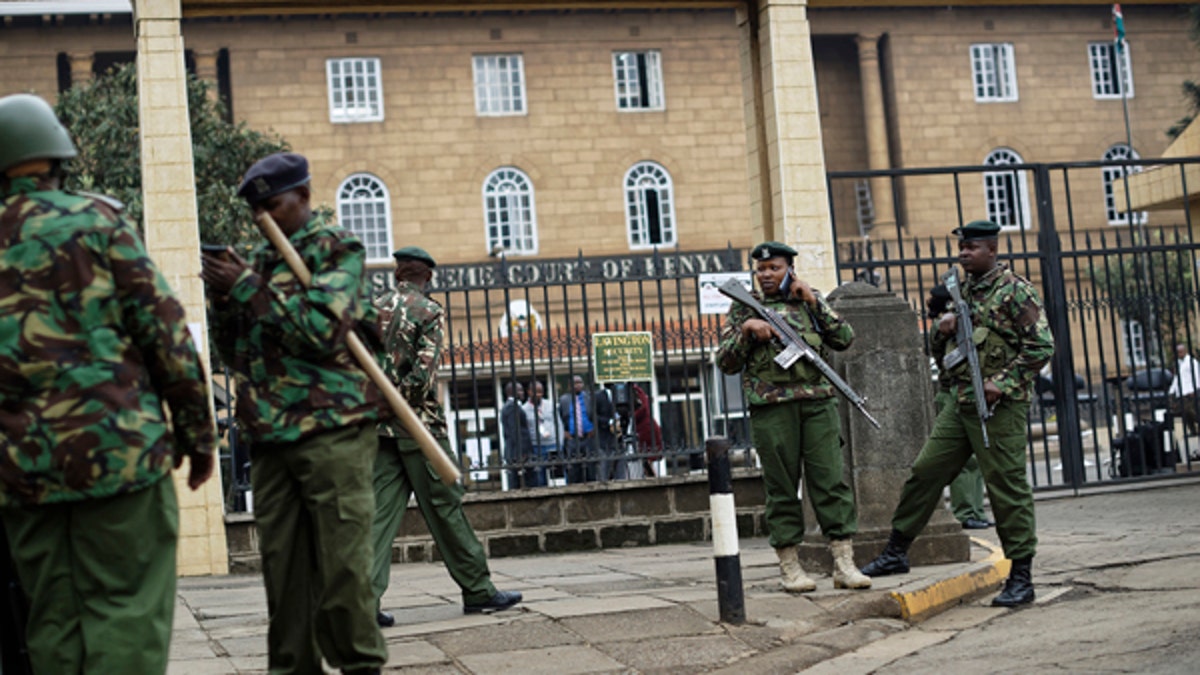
[133,0,228,576]
[856,33,895,232]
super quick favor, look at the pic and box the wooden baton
[255,212,461,485]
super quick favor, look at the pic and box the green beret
[750,241,797,262]
[392,246,436,268]
[951,220,1001,241]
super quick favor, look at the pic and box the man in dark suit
[558,375,618,482]
[500,381,535,488]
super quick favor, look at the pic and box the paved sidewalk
[169,531,1005,674]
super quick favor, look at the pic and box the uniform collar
[968,263,1006,291]
[0,176,48,199]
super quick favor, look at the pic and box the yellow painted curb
[889,537,1010,621]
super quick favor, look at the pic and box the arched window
[483,168,537,255]
[624,162,676,248]
[336,174,392,262]
[1102,144,1146,226]
[983,148,1030,230]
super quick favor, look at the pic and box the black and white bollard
[706,436,745,625]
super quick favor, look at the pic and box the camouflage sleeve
[229,232,368,356]
[810,295,854,351]
[112,220,217,457]
[399,307,445,405]
[716,302,754,375]
[991,281,1055,399]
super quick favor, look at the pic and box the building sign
[699,271,753,314]
[592,331,654,383]
[367,248,745,295]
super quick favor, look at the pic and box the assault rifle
[719,279,880,429]
[941,268,992,447]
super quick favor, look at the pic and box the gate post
[1033,166,1086,489]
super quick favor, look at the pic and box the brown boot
[831,539,872,589]
[775,545,816,593]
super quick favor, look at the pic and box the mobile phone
[781,268,795,296]
[201,243,230,256]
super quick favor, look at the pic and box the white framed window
[472,54,526,116]
[483,168,537,255]
[337,174,392,262]
[624,161,676,249]
[1122,319,1148,368]
[1102,144,1147,226]
[1088,42,1134,99]
[983,148,1030,230]
[970,43,1017,102]
[613,51,664,111]
[326,58,383,123]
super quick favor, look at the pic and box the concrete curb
[888,537,1009,621]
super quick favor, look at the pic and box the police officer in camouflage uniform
[369,246,521,627]
[861,220,1054,608]
[201,153,386,674]
[717,242,872,593]
[0,93,217,674]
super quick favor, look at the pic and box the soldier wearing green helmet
[0,93,217,673]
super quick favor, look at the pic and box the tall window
[624,162,676,248]
[326,58,383,122]
[1122,320,1148,368]
[613,51,664,111]
[337,174,392,262]
[483,168,537,254]
[970,43,1017,102]
[473,54,526,116]
[983,148,1030,229]
[1102,144,1146,226]
[1088,42,1134,99]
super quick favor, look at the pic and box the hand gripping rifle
[255,213,461,485]
[941,268,991,447]
[719,279,880,429]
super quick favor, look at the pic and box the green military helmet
[0,94,78,173]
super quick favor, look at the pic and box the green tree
[53,62,289,245]
[1167,5,1200,139]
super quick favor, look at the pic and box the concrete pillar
[798,283,968,572]
[134,0,228,576]
[855,34,896,231]
[192,48,220,101]
[737,0,837,290]
[68,51,93,87]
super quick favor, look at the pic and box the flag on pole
[1113,3,1126,53]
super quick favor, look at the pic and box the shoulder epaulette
[75,191,125,212]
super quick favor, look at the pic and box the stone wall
[225,470,769,574]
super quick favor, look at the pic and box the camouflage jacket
[931,264,1054,404]
[716,288,854,405]
[373,281,447,438]
[0,177,216,507]
[208,215,385,444]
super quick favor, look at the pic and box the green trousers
[251,424,387,675]
[936,389,987,522]
[892,397,1037,560]
[371,436,496,607]
[1,476,178,675]
[751,397,857,548]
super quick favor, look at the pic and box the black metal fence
[214,157,1200,512]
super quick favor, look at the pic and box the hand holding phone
[201,244,230,257]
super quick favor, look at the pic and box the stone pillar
[192,48,220,101]
[737,0,837,291]
[68,52,94,87]
[134,0,229,576]
[798,282,968,572]
[855,34,896,231]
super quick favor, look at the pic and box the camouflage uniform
[893,264,1054,560]
[931,331,988,524]
[0,175,216,674]
[716,289,859,548]
[208,214,387,673]
[369,281,498,609]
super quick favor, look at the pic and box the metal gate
[829,157,1200,492]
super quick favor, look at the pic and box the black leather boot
[992,557,1035,607]
[859,529,913,577]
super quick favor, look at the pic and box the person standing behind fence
[523,380,561,487]
[1168,342,1200,438]
[716,241,872,593]
[559,375,618,482]
[860,219,1054,608]
[633,383,664,477]
[201,152,387,674]
[501,381,535,488]
[0,93,217,674]
[369,247,521,627]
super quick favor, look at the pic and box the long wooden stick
[256,212,461,485]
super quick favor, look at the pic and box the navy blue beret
[237,152,311,205]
